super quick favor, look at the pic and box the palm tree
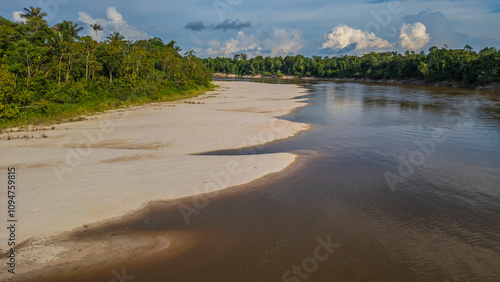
[103,32,126,84]
[49,32,65,85]
[90,23,103,41]
[106,32,125,45]
[54,21,83,42]
[20,6,47,20]
[20,6,47,32]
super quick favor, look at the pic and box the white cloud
[197,27,304,58]
[263,28,304,57]
[190,36,205,47]
[402,10,469,49]
[220,31,261,57]
[12,11,25,23]
[77,11,106,40]
[78,7,149,41]
[399,22,431,51]
[106,7,126,29]
[321,25,393,55]
[207,39,221,50]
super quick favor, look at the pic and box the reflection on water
[55,81,500,281]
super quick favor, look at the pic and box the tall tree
[20,6,47,33]
[6,39,44,91]
[100,32,126,84]
[80,36,97,81]
[49,31,65,85]
[106,32,125,45]
[90,23,103,41]
[54,21,83,42]
[52,21,83,83]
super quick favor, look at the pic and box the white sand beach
[0,81,309,279]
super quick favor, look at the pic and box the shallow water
[53,80,500,281]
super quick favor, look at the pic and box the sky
[1,0,499,58]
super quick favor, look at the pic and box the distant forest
[203,47,500,85]
[0,7,211,128]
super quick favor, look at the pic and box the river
[55,80,500,281]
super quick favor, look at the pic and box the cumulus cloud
[185,21,207,31]
[263,28,304,56]
[78,7,149,41]
[213,19,251,31]
[402,10,469,49]
[216,31,261,57]
[12,11,25,23]
[321,25,393,55]
[197,27,304,58]
[106,7,125,29]
[399,22,431,51]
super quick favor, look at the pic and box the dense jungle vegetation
[204,47,500,85]
[0,7,212,129]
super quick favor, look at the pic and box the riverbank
[0,85,214,133]
[213,73,500,91]
[0,81,310,281]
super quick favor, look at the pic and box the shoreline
[0,81,311,281]
[29,156,307,282]
[0,86,215,133]
[213,73,500,91]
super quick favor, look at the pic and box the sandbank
[0,81,309,280]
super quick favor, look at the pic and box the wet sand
[0,81,310,281]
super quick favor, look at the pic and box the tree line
[203,46,500,85]
[0,7,211,127]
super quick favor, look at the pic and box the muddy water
[51,81,500,281]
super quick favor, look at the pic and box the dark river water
[51,80,500,282]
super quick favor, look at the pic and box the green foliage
[0,66,18,118]
[204,47,500,85]
[0,8,212,128]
